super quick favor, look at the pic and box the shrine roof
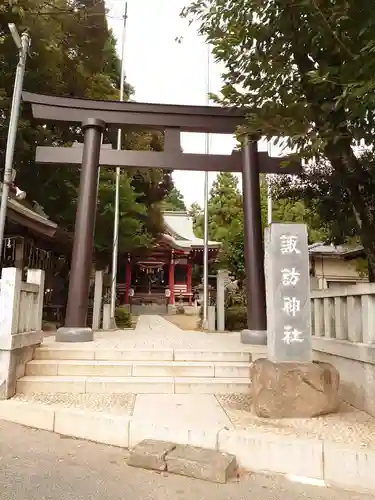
[5,197,72,247]
[7,198,57,237]
[308,242,364,259]
[162,211,221,251]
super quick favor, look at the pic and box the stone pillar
[217,269,229,332]
[125,255,132,305]
[265,223,312,362]
[207,305,216,332]
[92,270,103,330]
[57,118,105,343]
[26,269,45,331]
[187,261,193,305]
[169,254,175,305]
[241,139,267,345]
[251,223,340,419]
[0,267,21,336]
[0,267,44,400]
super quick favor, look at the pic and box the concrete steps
[16,345,253,395]
[16,375,251,394]
[25,360,250,378]
[33,347,252,362]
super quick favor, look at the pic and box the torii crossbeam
[23,91,300,344]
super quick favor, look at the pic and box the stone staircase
[16,345,252,395]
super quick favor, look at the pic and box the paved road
[0,420,373,500]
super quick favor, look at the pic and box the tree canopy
[183,0,375,278]
[191,172,325,278]
[161,186,186,212]
[1,0,173,261]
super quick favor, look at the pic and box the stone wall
[0,268,45,400]
[0,344,35,399]
[313,337,375,416]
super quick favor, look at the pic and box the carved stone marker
[251,223,341,418]
[265,223,312,362]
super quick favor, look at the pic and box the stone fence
[311,283,375,415]
[0,267,45,399]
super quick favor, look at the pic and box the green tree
[183,0,375,278]
[0,0,172,258]
[189,202,203,237]
[161,186,186,211]
[191,172,325,278]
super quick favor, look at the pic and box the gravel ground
[217,394,375,447]
[1,419,374,500]
[12,393,136,415]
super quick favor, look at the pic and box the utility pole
[110,1,128,321]
[0,25,31,256]
[202,43,210,329]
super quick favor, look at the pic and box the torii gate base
[23,92,301,344]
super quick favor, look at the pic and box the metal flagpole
[202,43,210,329]
[0,26,31,257]
[110,1,128,320]
[267,140,273,225]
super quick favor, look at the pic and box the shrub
[176,304,185,315]
[225,306,248,331]
[115,307,132,328]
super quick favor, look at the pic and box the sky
[107,0,271,208]
[105,0,238,208]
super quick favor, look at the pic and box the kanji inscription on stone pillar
[265,223,312,362]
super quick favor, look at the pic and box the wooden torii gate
[23,92,300,343]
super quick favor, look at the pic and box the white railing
[311,283,375,344]
[0,267,45,336]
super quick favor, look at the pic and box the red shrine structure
[117,211,220,306]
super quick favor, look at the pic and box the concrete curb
[0,399,374,494]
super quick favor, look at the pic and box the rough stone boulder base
[127,440,176,471]
[166,445,237,483]
[250,358,340,418]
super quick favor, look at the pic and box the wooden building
[117,211,221,306]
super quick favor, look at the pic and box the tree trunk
[324,142,375,282]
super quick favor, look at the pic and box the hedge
[225,306,247,331]
[115,307,132,328]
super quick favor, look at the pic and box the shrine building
[117,211,221,306]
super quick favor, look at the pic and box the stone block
[174,350,251,363]
[0,400,54,431]
[166,445,237,483]
[214,362,250,378]
[265,223,312,362]
[34,348,95,360]
[54,408,129,447]
[128,440,176,471]
[218,428,323,479]
[26,360,59,376]
[129,394,230,449]
[250,358,340,418]
[16,376,86,394]
[94,349,174,361]
[132,361,214,378]
[323,441,375,493]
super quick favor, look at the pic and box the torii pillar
[56,118,105,342]
[241,139,267,345]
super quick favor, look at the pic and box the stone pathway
[42,314,256,352]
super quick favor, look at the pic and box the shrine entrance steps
[14,315,260,395]
[16,347,252,395]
